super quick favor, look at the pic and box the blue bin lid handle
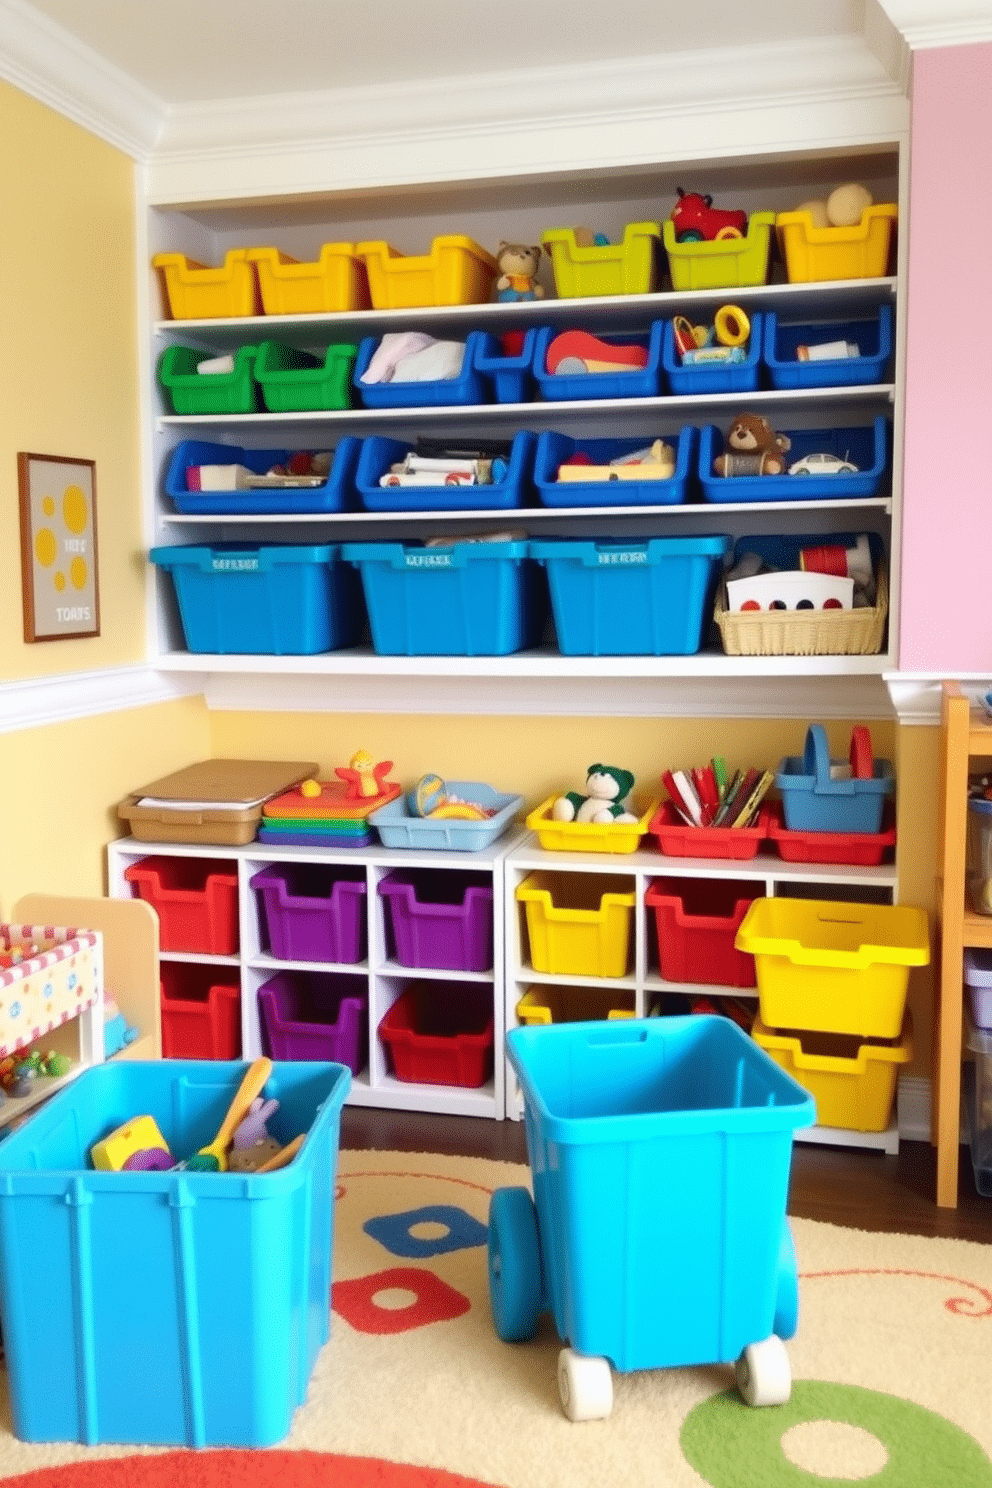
[803,723,855,797]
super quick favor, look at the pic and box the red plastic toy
[670,189,748,243]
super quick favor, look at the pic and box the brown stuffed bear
[713,413,792,476]
[495,242,545,302]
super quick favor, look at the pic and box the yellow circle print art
[18,453,99,642]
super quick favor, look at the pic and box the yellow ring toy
[714,224,744,240]
[714,303,750,347]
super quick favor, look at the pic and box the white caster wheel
[557,1347,613,1422]
[735,1334,792,1407]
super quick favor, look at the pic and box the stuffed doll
[551,764,638,824]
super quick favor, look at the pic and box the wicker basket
[714,561,888,656]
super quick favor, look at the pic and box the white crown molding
[876,0,992,49]
[0,665,199,736]
[0,0,161,158]
[886,672,992,724]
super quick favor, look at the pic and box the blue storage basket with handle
[775,724,894,833]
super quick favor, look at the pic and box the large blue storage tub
[662,312,763,395]
[163,437,361,515]
[533,428,695,508]
[355,430,534,512]
[698,417,889,503]
[150,542,364,654]
[529,535,731,655]
[342,537,543,655]
[531,321,666,401]
[496,1017,813,1374]
[762,304,893,390]
[0,1059,350,1447]
[353,329,493,408]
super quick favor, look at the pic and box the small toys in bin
[669,189,748,243]
[527,766,660,853]
[552,765,638,825]
[672,304,751,366]
[713,414,792,477]
[411,774,495,822]
[260,752,402,847]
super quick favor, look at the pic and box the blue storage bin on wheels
[0,1058,350,1447]
[489,1017,814,1420]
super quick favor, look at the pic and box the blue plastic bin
[490,1018,813,1386]
[150,542,365,655]
[662,313,764,395]
[0,1058,350,1447]
[342,538,543,655]
[531,321,666,401]
[776,724,894,834]
[533,428,695,508]
[529,535,731,656]
[163,438,361,515]
[353,330,493,408]
[370,782,524,850]
[762,305,893,390]
[355,431,534,512]
[473,328,539,403]
[698,418,889,503]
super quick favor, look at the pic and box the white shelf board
[795,1118,899,1156]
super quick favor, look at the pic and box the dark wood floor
[340,1107,992,1244]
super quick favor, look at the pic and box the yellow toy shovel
[179,1058,273,1173]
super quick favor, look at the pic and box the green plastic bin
[255,339,358,412]
[157,343,261,414]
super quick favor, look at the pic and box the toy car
[670,189,748,243]
[788,452,860,476]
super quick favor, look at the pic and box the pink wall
[899,43,992,670]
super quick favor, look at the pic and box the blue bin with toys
[531,322,666,402]
[0,1058,350,1447]
[529,534,731,656]
[472,328,539,403]
[533,428,695,508]
[355,431,535,512]
[662,311,763,395]
[698,417,889,504]
[352,329,494,408]
[163,438,361,515]
[762,305,893,390]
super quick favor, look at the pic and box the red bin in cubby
[378,981,494,1087]
[645,877,759,988]
[258,969,367,1073]
[124,856,239,954]
[250,863,367,963]
[378,869,493,973]
[160,962,241,1060]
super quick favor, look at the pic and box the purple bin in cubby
[250,863,367,963]
[258,969,368,1072]
[378,869,494,973]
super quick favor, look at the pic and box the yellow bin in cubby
[356,235,499,309]
[541,223,662,298]
[775,204,898,283]
[752,1010,913,1132]
[662,212,775,291]
[516,871,635,979]
[515,984,635,1025]
[153,250,261,319]
[735,897,929,1041]
[246,244,371,315]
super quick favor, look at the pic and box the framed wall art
[17,452,100,642]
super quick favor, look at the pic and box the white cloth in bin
[360,331,465,385]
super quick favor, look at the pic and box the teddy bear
[551,764,638,825]
[495,242,545,302]
[713,413,792,477]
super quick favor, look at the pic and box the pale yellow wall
[0,79,145,679]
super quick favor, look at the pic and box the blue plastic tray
[533,428,695,508]
[355,430,535,512]
[499,1017,813,1373]
[776,724,894,834]
[531,321,666,401]
[528,535,731,656]
[150,542,365,655]
[662,312,763,395]
[0,1059,350,1446]
[370,782,523,850]
[762,305,893,390]
[472,328,539,403]
[353,330,493,408]
[698,418,889,503]
[164,438,361,515]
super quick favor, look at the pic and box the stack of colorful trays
[259,779,402,847]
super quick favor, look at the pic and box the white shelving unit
[502,833,901,1153]
[107,829,527,1120]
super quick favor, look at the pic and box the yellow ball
[794,198,829,228]
[826,184,873,228]
[299,778,321,798]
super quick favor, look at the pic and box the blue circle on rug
[364,1204,488,1258]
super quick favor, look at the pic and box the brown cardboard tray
[118,759,319,845]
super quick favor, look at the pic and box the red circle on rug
[0,1451,503,1488]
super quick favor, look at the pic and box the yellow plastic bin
[524,795,660,855]
[515,984,635,1024]
[152,250,261,319]
[735,897,929,1040]
[516,871,635,979]
[356,235,499,309]
[662,212,775,291]
[752,1010,913,1132]
[246,244,371,314]
[775,204,898,283]
[541,223,662,298]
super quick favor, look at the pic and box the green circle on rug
[681,1380,992,1486]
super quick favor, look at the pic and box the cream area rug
[0,1149,990,1486]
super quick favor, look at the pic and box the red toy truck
[670,189,748,242]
